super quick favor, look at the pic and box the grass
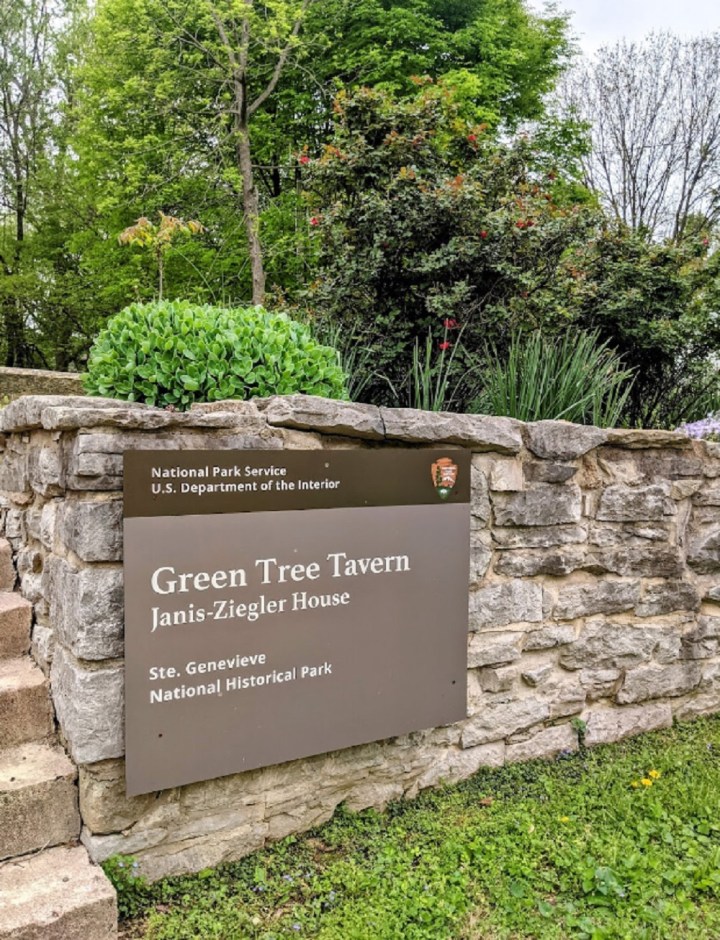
[116,717,720,940]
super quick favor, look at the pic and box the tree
[561,33,720,241]
[0,0,58,364]
[299,85,596,407]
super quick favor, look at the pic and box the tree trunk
[236,126,265,306]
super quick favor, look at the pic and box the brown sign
[124,448,470,795]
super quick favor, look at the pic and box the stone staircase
[0,540,117,938]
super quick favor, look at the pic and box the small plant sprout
[118,212,205,300]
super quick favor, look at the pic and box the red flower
[309,216,320,227]
[443,318,459,329]
[526,219,535,228]
[439,341,452,351]
[299,155,310,165]
[480,230,488,239]
[516,220,526,229]
[467,134,477,143]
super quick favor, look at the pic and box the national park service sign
[123,448,470,795]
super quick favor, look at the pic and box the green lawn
[116,717,720,940]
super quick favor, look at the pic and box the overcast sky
[533,1,720,53]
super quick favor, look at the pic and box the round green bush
[83,300,347,409]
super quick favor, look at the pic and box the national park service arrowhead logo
[431,457,458,500]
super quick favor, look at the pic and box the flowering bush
[677,414,720,442]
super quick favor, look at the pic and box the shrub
[83,300,347,409]
[472,329,634,426]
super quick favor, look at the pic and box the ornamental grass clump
[83,300,347,409]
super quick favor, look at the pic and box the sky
[533,0,720,53]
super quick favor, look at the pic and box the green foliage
[120,718,720,939]
[473,329,634,426]
[101,855,150,920]
[83,300,346,408]
[300,84,595,409]
[553,225,720,428]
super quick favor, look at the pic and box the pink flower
[443,318,458,329]
[439,341,452,351]
[309,216,320,227]
[299,155,310,165]
[467,134,477,143]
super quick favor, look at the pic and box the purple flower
[677,414,720,442]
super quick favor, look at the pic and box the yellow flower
[559,816,570,823]
[648,769,661,780]
[631,780,640,788]
[641,778,653,787]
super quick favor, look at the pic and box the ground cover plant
[83,300,346,409]
[115,717,720,939]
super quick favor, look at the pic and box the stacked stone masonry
[1,394,719,881]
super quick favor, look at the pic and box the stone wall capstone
[1,393,719,880]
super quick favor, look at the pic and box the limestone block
[477,665,517,693]
[583,703,673,746]
[492,525,587,549]
[0,539,14,591]
[467,632,524,667]
[588,522,672,547]
[597,484,675,522]
[51,647,124,763]
[0,444,29,495]
[521,663,554,687]
[469,580,543,630]
[256,395,384,440]
[492,484,582,527]
[559,621,672,671]
[78,759,164,834]
[39,500,58,550]
[524,461,578,484]
[487,458,524,492]
[526,421,607,460]
[461,698,549,748]
[494,547,586,578]
[636,581,700,617]
[48,558,123,660]
[605,428,690,449]
[506,723,578,763]
[468,531,492,588]
[524,624,577,650]
[586,546,684,578]
[379,408,523,453]
[470,462,491,524]
[580,668,621,701]
[616,662,703,704]
[688,530,720,573]
[0,395,130,432]
[692,482,720,506]
[412,742,505,794]
[31,624,54,673]
[553,580,640,620]
[59,498,123,562]
[27,441,64,496]
[681,616,720,660]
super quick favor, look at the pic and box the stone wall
[0,367,84,401]
[1,394,719,880]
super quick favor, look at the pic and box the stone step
[0,540,15,593]
[0,594,32,660]
[0,658,54,749]
[0,742,81,861]
[0,844,117,939]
